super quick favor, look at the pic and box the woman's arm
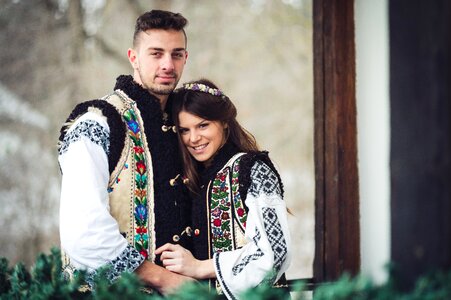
[213,160,292,299]
[155,243,216,279]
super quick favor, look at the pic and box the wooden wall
[390,0,451,289]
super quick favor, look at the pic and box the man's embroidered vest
[62,90,157,275]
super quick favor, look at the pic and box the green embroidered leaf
[134,216,144,227]
[135,242,143,251]
[123,110,132,121]
[134,153,144,162]
[219,205,230,211]
[221,220,230,230]
[130,135,140,145]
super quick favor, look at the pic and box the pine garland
[0,248,450,299]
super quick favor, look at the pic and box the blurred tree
[0,0,313,279]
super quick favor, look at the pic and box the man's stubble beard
[139,70,178,96]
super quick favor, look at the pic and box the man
[58,10,192,294]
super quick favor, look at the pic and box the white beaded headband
[182,83,227,99]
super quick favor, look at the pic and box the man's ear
[127,48,138,69]
[184,50,189,65]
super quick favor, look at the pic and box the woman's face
[178,110,226,165]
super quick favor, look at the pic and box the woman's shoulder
[237,151,285,200]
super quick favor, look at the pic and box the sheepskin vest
[59,75,191,275]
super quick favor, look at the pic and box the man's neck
[151,92,167,110]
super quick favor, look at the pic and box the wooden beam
[313,0,360,282]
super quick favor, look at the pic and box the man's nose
[161,54,175,71]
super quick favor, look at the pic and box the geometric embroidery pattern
[85,244,144,288]
[263,207,287,279]
[59,119,110,155]
[248,161,282,198]
[232,229,264,275]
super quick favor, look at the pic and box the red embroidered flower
[213,218,221,227]
[221,212,230,220]
[136,161,146,174]
[134,146,144,154]
[140,250,148,259]
[136,227,147,234]
[237,208,245,217]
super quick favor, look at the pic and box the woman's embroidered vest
[208,153,248,253]
[206,152,288,293]
[62,90,157,276]
[206,153,248,292]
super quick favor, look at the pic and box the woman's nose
[190,131,201,143]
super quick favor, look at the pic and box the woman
[155,79,292,299]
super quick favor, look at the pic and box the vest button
[185,226,192,237]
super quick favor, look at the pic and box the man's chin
[150,84,176,95]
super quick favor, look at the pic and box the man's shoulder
[58,97,125,149]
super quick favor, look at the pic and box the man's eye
[151,52,162,57]
[172,52,184,58]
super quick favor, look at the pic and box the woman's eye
[199,123,209,129]
[178,128,188,134]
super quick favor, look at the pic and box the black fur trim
[238,151,285,203]
[58,99,125,174]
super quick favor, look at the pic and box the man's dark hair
[133,10,188,47]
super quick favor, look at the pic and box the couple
[58,9,291,299]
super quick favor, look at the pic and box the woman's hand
[155,243,215,279]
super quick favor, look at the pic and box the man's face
[128,29,188,101]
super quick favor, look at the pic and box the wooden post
[313,0,360,282]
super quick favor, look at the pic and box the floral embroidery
[211,168,232,252]
[123,109,150,259]
[231,159,247,228]
[210,157,248,253]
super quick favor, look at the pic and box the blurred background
[0,0,313,280]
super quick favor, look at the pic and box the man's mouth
[156,75,176,84]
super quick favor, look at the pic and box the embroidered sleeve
[59,112,139,276]
[213,160,292,299]
[59,118,110,156]
[85,244,145,288]
[248,160,283,198]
